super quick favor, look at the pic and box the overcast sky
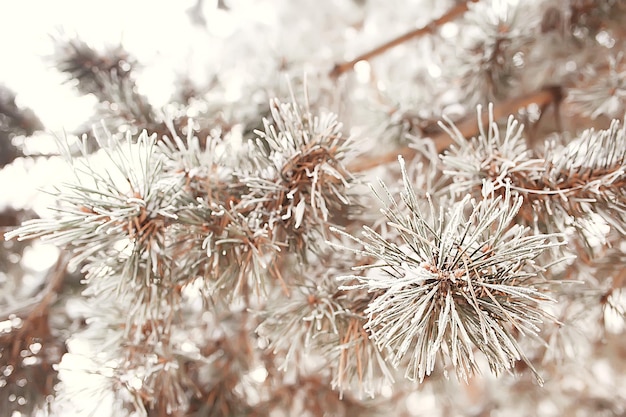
[0,0,208,131]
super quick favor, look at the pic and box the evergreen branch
[348,86,562,172]
[52,36,165,138]
[5,1,626,412]
[456,0,542,105]
[4,130,179,270]
[0,85,44,167]
[441,102,626,240]
[52,36,135,99]
[241,96,357,257]
[92,70,160,130]
[330,0,480,78]
[257,374,384,417]
[0,85,44,136]
[158,121,286,297]
[0,254,68,417]
[568,52,626,119]
[257,272,394,398]
[0,252,67,321]
[257,277,348,369]
[332,157,564,384]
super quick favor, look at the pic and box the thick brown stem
[330,0,480,78]
[348,86,563,172]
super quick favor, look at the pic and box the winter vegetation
[1,0,626,416]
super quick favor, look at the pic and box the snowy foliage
[2,0,626,416]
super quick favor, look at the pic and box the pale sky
[0,0,244,213]
[0,0,203,131]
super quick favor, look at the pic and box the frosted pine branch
[441,103,626,243]
[332,157,564,384]
[241,96,356,257]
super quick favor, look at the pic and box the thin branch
[348,86,563,172]
[0,253,68,321]
[330,0,480,78]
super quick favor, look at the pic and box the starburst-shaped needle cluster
[6,130,178,269]
[333,157,564,384]
[242,96,356,255]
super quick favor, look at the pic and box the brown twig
[330,0,480,78]
[0,253,69,415]
[0,252,68,321]
[348,85,563,172]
